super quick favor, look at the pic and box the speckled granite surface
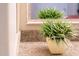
[18,41,79,56]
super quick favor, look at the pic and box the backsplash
[21,30,46,42]
[21,23,79,42]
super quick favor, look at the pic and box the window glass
[31,3,79,19]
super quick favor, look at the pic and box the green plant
[41,20,73,44]
[38,8,64,19]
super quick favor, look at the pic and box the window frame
[26,3,43,24]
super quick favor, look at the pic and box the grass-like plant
[41,20,73,44]
[38,8,64,19]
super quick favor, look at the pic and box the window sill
[27,19,43,25]
[26,19,79,25]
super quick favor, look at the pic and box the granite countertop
[18,41,79,56]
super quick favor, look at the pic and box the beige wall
[17,3,41,30]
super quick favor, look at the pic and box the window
[31,3,79,19]
[17,3,79,30]
[27,3,79,24]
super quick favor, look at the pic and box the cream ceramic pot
[46,37,67,54]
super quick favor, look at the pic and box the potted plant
[41,20,73,54]
[38,8,73,54]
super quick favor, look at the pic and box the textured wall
[21,30,46,42]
